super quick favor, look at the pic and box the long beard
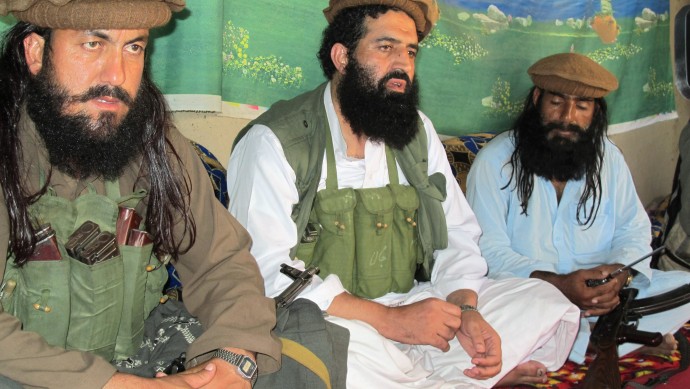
[336,59,420,150]
[26,62,148,180]
[518,109,598,182]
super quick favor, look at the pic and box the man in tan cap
[467,52,690,364]
[0,1,280,388]
[228,2,580,387]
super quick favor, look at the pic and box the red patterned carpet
[499,323,690,388]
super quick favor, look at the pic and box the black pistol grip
[617,324,663,346]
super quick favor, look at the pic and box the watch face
[212,349,258,382]
[239,356,258,378]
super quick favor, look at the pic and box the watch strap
[212,349,258,386]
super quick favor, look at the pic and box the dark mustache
[71,85,133,106]
[544,121,586,134]
[380,70,411,85]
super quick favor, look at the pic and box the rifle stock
[580,288,638,389]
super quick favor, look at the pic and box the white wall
[174,0,690,208]
[174,112,248,163]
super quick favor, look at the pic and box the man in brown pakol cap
[228,2,580,387]
[0,1,280,388]
[467,52,690,364]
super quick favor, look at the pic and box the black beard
[26,62,147,180]
[518,109,597,182]
[336,58,420,150]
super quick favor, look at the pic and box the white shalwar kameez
[466,131,690,363]
[227,83,580,388]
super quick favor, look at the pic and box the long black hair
[507,87,609,227]
[0,22,196,266]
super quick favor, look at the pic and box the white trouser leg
[330,278,580,388]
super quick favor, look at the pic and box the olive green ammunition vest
[294,128,422,298]
[234,83,448,293]
[0,180,167,361]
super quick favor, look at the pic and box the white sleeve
[465,133,558,279]
[606,144,654,282]
[418,113,488,298]
[227,125,346,310]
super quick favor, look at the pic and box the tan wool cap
[528,52,619,98]
[0,0,186,29]
[323,0,439,39]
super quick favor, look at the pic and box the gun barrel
[610,246,665,278]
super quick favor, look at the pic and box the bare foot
[494,360,548,387]
[636,333,678,356]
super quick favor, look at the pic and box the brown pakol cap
[528,52,619,98]
[0,0,186,29]
[323,0,439,39]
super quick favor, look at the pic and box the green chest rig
[1,178,167,361]
[235,83,449,287]
[295,129,422,299]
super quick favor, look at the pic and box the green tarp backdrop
[0,0,676,136]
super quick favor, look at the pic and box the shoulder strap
[280,338,332,389]
[662,157,683,246]
[392,119,448,280]
[234,84,329,259]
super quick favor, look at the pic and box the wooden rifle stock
[580,288,638,389]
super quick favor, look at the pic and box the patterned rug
[442,133,496,193]
[499,323,690,388]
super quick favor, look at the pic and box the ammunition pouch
[0,182,167,361]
